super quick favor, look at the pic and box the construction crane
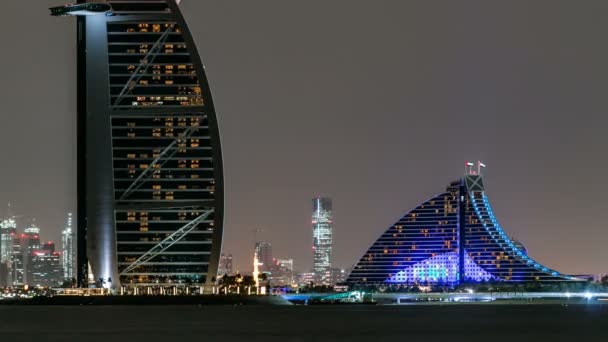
[49,3,112,17]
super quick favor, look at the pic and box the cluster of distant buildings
[0,209,75,288]
[217,197,348,288]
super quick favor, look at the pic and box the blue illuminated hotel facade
[347,164,579,285]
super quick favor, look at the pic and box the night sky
[1,1,607,275]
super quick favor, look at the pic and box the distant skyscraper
[218,253,233,276]
[61,213,76,281]
[312,197,333,285]
[11,233,24,286]
[21,224,41,286]
[0,217,16,264]
[255,241,273,274]
[0,214,16,287]
[32,242,62,287]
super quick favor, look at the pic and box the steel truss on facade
[120,209,213,275]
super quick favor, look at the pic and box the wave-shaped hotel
[347,162,579,286]
[52,0,223,288]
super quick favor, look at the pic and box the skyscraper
[218,253,233,276]
[312,197,333,285]
[0,215,16,287]
[0,218,16,262]
[61,213,76,281]
[32,242,62,287]
[255,241,273,274]
[21,224,41,286]
[51,0,224,288]
[11,232,24,286]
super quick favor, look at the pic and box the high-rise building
[51,0,225,288]
[255,241,273,274]
[11,233,24,286]
[21,225,41,286]
[31,242,62,287]
[0,216,17,286]
[0,218,16,264]
[61,213,76,281]
[218,253,233,276]
[347,163,581,285]
[312,197,333,285]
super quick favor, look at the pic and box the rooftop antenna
[465,161,476,175]
[477,161,486,176]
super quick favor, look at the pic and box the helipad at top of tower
[50,1,182,17]
[50,3,112,17]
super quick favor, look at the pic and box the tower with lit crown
[312,197,333,285]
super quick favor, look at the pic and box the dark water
[0,304,606,341]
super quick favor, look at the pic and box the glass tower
[59,0,224,288]
[347,165,579,285]
[0,218,16,264]
[312,197,333,285]
[61,213,76,281]
[255,241,273,274]
[0,217,16,286]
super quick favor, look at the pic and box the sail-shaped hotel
[52,0,223,288]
